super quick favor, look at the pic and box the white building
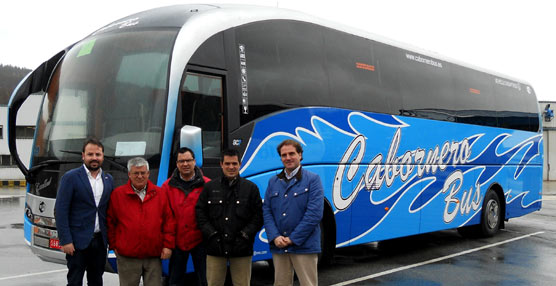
[540,101,556,181]
[0,94,43,184]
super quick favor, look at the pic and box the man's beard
[85,161,101,171]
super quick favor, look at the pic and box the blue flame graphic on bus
[241,107,542,248]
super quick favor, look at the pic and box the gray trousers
[116,254,162,286]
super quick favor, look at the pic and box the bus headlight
[33,215,56,228]
[25,204,34,221]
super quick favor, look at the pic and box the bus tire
[318,201,336,266]
[478,189,502,237]
[458,189,502,238]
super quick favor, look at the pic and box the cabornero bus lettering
[333,128,472,211]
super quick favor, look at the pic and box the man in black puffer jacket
[195,149,263,286]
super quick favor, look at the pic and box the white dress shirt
[84,165,104,233]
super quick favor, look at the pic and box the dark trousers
[169,244,207,286]
[66,233,107,286]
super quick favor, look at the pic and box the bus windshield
[32,29,178,195]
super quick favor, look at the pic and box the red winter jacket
[163,167,209,251]
[107,180,175,258]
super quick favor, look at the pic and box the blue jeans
[168,244,207,286]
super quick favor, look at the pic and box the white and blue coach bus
[8,4,542,272]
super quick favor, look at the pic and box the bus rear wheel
[458,189,502,238]
[479,190,502,237]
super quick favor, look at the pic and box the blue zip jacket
[263,167,324,254]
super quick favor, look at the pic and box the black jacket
[195,175,263,257]
[168,166,205,193]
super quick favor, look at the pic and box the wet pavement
[253,182,556,285]
[1,183,556,285]
[0,187,120,285]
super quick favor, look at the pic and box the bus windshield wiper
[59,150,128,172]
[27,159,82,183]
[29,159,81,174]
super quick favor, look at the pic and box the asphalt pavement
[1,182,555,285]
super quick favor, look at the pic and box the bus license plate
[49,239,61,249]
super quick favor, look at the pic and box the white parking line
[0,269,66,281]
[0,194,25,199]
[0,232,546,283]
[330,231,545,286]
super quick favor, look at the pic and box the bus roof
[92,4,531,88]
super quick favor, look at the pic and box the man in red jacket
[163,147,210,286]
[107,157,175,286]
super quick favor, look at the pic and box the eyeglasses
[177,159,195,164]
[131,171,148,177]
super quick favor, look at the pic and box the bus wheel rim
[486,199,499,229]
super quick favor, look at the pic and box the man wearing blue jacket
[55,138,114,286]
[263,139,324,286]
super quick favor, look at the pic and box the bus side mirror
[180,125,203,168]
[8,49,66,180]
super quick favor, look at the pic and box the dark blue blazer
[55,166,114,250]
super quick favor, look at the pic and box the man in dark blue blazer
[55,138,114,286]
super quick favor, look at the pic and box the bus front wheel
[318,202,336,266]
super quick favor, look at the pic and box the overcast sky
[1,0,554,101]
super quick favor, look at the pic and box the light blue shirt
[285,165,301,180]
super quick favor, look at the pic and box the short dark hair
[277,139,303,156]
[82,137,104,153]
[177,147,195,159]
[220,149,240,163]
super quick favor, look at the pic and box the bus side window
[180,72,223,159]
